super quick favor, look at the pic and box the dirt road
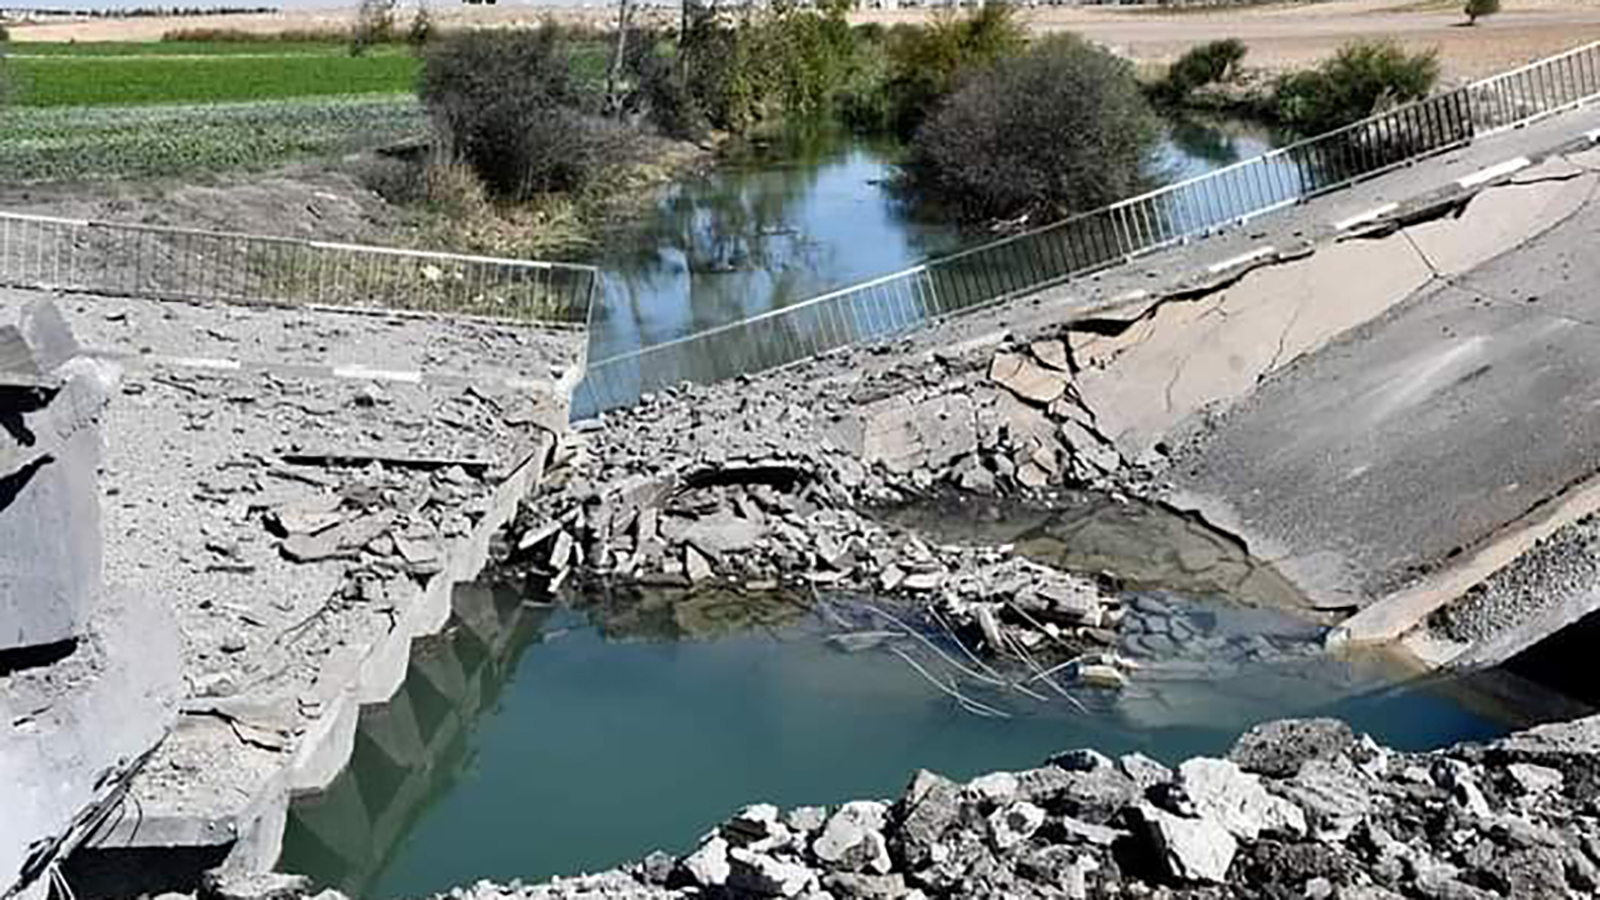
[10,0,1600,81]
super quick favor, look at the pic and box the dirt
[0,163,411,246]
[10,0,1600,83]
[862,0,1600,81]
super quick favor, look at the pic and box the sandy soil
[8,0,1600,81]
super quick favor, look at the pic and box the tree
[604,0,636,116]
[350,0,396,56]
[407,1,434,50]
[909,34,1161,221]
[1464,0,1500,25]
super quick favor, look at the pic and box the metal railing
[0,212,600,326]
[575,40,1600,415]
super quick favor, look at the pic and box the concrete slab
[1076,235,1433,457]
[1168,188,1600,609]
[1407,164,1596,277]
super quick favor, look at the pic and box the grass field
[6,42,421,107]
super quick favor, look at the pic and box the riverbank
[407,710,1600,899]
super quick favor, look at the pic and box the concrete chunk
[990,351,1067,405]
[0,299,80,376]
[0,373,107,650]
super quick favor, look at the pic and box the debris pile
[515,332,1147,671]
[428,714,1600,899]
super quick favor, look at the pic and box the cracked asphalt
[1166,156,1600,610]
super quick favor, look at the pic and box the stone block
[0,299,80,377]
[0,369,107,652]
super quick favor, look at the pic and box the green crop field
[0,95,427,181]
[6,40,366,57]
[6,42,421,107]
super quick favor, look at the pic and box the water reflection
[280,570,1578,900]
[575,117,1292,417]
[589,126,967,362]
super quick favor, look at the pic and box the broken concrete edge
[1329,465,1600,658]
[80,431,559,876]
[1335,131,1600,245]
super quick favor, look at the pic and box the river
[276,116,1551,897]
[578,115,1286,415]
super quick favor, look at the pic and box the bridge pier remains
[1,298,183,900]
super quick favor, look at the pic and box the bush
[1275,39,1439,134]
[350,0,396,56]
[880,3,1027,135]
[420,28,626,199]
[672,0,859,136]
[162,26,356,42]
[1465,0,1500,25]
[407,5,435,50]
[1163,38,1247,100]
[835,28,898,132]
[909,34,1160,221]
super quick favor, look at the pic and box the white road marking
[1334,202,1400,231]
[1206,246,1276,274]
[1457,156,1532,189]
[160,356,241,371]
[331,364,424,384]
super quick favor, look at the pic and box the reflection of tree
[572,580,812,644]
[1166,114,1246,169]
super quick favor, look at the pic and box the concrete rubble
[395,713,1600,900]
[514,331,1144,676]
[2,297,182,900]
[0,287,584,896]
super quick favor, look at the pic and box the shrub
[350,0,396,56]
[669,0,859,136]
[162,26,356,42]
[420,28,626,199]
[407,5,435,50]
[0,26,12,107]
[1465,0,1500,25]
[835,28,898,132]
[909,34,1160,221]
[1163,38,1247,100]
[881,2,1027,135]
[624,29,701,137]
[1275,39,1439,134]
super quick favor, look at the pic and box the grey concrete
[0,366,110,651]
[1167,172,1600,609]
[0,583,183,897]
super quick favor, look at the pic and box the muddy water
[281,567,1530,898]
